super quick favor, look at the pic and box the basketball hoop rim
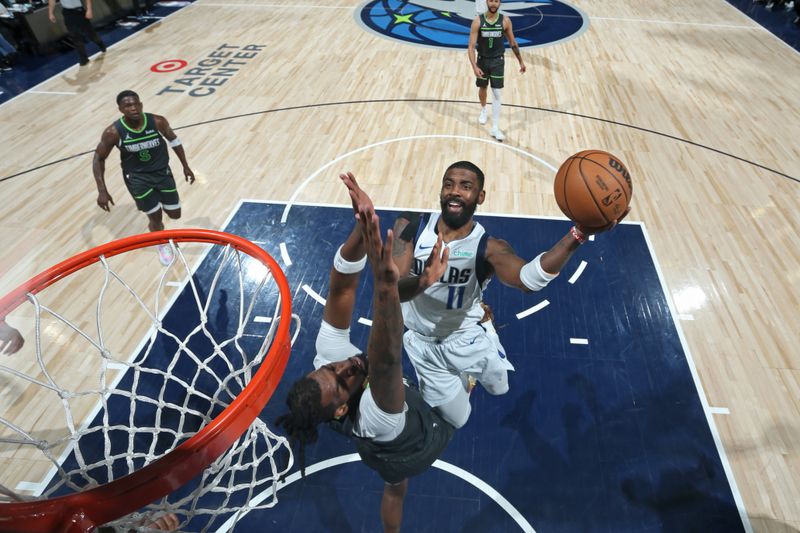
[0,229,293,533]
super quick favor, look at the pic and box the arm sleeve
[519,252,558,291]
[313,320,362,369]
[353,388,407,442]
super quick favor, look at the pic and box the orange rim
[0,229,292,533]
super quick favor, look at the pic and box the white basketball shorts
[403,322,514,408]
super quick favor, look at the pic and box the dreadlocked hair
[275,376,337,477]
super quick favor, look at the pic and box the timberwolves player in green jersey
[93,90,195,265]
[468,0,526,142]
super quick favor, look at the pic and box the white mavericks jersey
[402,213,491,338]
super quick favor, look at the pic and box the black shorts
[475,56,505,89]
[123,168,180,214]
[62,7,94,37]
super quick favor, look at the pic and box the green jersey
[113,113,170,175]
[477,13,505,59]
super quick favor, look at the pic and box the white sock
[491,88,502,129]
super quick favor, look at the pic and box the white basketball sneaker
[490,128,505,142]
[157,244,174,266]
[478,107,488,125]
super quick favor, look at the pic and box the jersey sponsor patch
[355,0,587,50]
[450,250,474,258]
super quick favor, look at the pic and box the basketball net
[0,230,297,532]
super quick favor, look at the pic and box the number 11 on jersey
[446,286,466,309]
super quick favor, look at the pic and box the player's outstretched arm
[486,207,631,292]
[93,125,117,212]
[323,212,366,331]
[155,115,195,184]
[486,233,575,292]
[342,175,404,414]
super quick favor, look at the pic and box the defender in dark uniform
[468,0,526,141]
[277,173,454,533]
[93,90,195,265]
[47,0,107,66]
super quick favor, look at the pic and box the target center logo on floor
[151,44,266,97]
[355,0,588,49]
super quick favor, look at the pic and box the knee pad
[491,87,502,102]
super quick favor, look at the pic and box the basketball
[553,150,633,229]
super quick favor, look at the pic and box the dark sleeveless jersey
[477,13,505,58]
[113,113,170,175]
[354,386,455,484]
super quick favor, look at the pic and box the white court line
[302,284,326,306]
[432,460,535,532]
[590,15,755,30]
[14,481,39,493]
[279,242,292,266]
[198,2,352,7]
[639,223,752,533]
[27,90,78,96]
[710,407,731,415]
[280,134,558,224]
[253,316,272,323]
[567,260,587,284]
[213,454,535,533]
[516,300,549,320]
[569,338,589,345]
[357,317,372,327]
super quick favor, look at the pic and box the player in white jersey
[394,161,629,428]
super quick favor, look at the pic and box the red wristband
[570,226,587,244]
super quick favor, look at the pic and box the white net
[0,237,297,531]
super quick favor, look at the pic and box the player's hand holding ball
[553,150,632,235]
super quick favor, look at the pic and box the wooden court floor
[1,0,799,530]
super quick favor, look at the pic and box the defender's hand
[419,235,449,290]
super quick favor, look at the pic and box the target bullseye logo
[151,59,188,73]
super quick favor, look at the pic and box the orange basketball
[553,150,633,229]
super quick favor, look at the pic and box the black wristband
[397,211,422,241]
